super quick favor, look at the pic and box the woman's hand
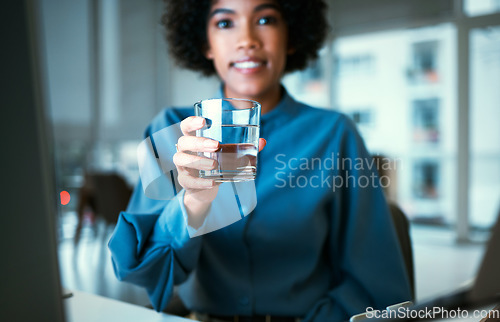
[174,116,266,228]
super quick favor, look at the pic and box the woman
[108,0,412,321]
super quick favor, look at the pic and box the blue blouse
[108,87,412,321]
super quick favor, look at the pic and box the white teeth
[233,61,261,69]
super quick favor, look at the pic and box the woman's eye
[257,16,277,25]
[216,19,233,29]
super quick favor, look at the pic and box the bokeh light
[60,191,70,205]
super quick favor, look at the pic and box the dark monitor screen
[2,1,65,321]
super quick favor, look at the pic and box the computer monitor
[2,1,65,321]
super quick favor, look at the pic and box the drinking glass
[194,98,261,182]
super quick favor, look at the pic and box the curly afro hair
[161,0,329,76]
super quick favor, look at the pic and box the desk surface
[65,290,194,322]
[65,290,498,322]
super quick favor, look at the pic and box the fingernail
[203,139,219,149]
[195,117,205,127]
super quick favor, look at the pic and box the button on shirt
[108,87,412,322]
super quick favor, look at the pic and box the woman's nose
[237,24,261,50]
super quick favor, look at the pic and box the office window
[469,26,500,228]
[283,47,330,108]
[335,53,375,77]
[333,24,457,224]
[348,109,374,126]
[465,0,500,17]
[408,41,440,84]
[413,161,440,200]
[412,98,440,144]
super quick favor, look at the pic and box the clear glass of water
[194,98,261,182]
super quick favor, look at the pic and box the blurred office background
[36,0,500,310]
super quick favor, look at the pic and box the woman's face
[205,0,290,103]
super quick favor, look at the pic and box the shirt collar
[215,84,300,127]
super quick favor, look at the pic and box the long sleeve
[108,107,204,312]
[302,117,412,321]
[108,183,203,312]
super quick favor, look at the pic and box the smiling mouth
[231,60,266,69]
